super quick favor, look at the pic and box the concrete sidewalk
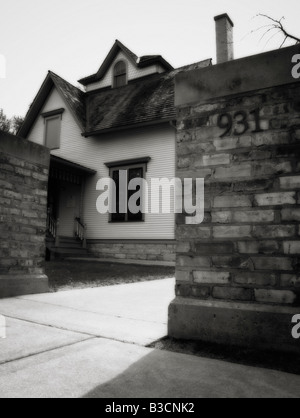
[0,278,300,398]
[0,279,175,348]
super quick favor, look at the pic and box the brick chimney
[214,14,234,64]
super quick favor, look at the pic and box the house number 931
[217,108,263,138]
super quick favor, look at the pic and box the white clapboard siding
[85,51,165,92]
[27,86,176,240]
[27,88,100,170]
[84,125,176,240]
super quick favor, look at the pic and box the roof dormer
[78,40,173,92]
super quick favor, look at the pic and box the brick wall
[88,241,176,266]
[0,131,50,298]
[175,82,300,306]
[169,44,300,353]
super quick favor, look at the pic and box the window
[113,60,127,88]
[44,116,61,150]
[105,158,151,223]
[42,108,64,150]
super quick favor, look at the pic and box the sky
[0,0,299,118]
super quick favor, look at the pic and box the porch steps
[46,236,91,260]
[56,237,84,249]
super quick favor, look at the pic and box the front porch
[46,155,96,260]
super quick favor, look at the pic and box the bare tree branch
[259,26,277,42]
[257,14,300,47]
[263,29,283,48]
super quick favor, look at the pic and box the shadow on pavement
[82,349,300,399]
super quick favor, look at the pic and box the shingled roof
[50,72,86,128]
[83,59,212,136]
[84,73,174,135]
[19,71,86,138]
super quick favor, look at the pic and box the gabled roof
[19,41,212,140]
[19,71,86,138]
[78,40,174,86]
[50,72,86,128]
[83,58,212,136]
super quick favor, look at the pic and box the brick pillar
[0,132,50,298]
[169,44,300,354]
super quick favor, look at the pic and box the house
[19,39,211,264]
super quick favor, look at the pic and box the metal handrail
[75,217,87,248]
[47,210,60,247]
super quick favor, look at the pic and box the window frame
[42,108,64,150]
[106,158,151,223]
[112,60,128,88]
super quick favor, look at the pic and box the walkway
[0,279,299,398]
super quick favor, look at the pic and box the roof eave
[50,155,96,175]
[138,56,174,71]
[49,72,85,132]
[18,73,54,138]
[82,118,175,137]
[78,75,97,86]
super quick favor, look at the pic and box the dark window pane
[115,74,126,88]
[111,170,126,222]
[128,167,143,221]
[114,61,126,76]
[114,61,127,87]
[110,166,145,222]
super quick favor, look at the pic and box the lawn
[45,260,175,292]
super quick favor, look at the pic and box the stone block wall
[0,131,50,298]
[175,83,300,305]
[88,240,176,266]
[169,45,300,353]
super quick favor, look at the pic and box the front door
[57,181,81,237]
